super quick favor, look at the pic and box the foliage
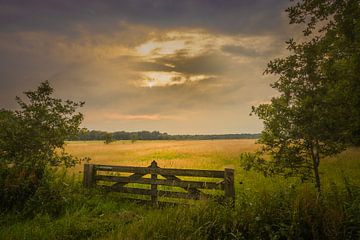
[287,0,360,143]
[1,148,360,240]
[0,81,86,210]
[242,0,360,193]
[69,130,260,141]
[130,132,139,143]
[104,133,114,144]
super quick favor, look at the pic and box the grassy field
[1,140,360,239]
[65,139,360,194]
[65,139,258,171]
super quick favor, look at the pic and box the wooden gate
[83,161,235,204]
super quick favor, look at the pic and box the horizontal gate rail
[94,164,224,178]
[84,161,235,205]
[95,175,224,190]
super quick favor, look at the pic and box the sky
[0,0,295,134]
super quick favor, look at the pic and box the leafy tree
[130,133,139,143]
[287,0,360,145]
[0,81,86,209]
[242,0,360,194]
[104,133,114,144]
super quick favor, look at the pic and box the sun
[147,81,155,88]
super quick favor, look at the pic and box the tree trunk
[311,142,321,196]
[313,157,321,194]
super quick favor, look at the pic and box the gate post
[150,161,158,205]
[224,168,235,205]
[83,164,96,188]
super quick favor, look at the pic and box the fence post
[224,168,235,205]
[150,161,158,205]
[83,164,96,188]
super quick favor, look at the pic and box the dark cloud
[222,45,262,57]
[113,76,241,116]
[134,60,174,72]
[158,50,231,75]
[135,50,231,75]
[0,0,290,36]
[222,43,285,57]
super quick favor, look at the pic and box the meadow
[66,139,258,171]
[1,140,360,239]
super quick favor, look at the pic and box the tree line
[68,130,260,141]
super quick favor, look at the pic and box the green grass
[1,141,360,240]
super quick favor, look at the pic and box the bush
[0,81,86,211]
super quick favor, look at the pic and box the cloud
[154,50,231,75]
[222,45,262,57]
[221,43,285,58]
[0,27,278,123]
[133,49,232,87]
[103,112,181,121]
[0,0,292,133]
[0,0,290,36]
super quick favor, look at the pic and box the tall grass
[1,141,359,239]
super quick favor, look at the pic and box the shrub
[0,81,86,211]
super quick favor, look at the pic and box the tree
[0,81,86,209]
[287,0,360,145]
[104,133,114,144]
[242,0,360,194]
[130,133,139,143]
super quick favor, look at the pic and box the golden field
[65,139,259,172]
[65,139,360,188]
[2,140,360,240]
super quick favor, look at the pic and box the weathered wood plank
[100,185,212,200]
[111,172,147,188]
[96,175,146,183]
[98,186,216,199]
[224,168,235,204]
[111,163,153,188]
[150,161,158,205]
[99,185,152,195]
[96,175,224,190]
[95,165,151,174]
[95,164,224,178]
[83,164,96,187]
[156,168,224,178]
[161,174,201,199]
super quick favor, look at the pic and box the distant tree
[130,133,139,143]
[71,130,260,141]
[104,133,114,144]
[0,81,86,209]
[242,0,360,194]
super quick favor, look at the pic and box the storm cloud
[0,0,290,134]
[0,0,290,35]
